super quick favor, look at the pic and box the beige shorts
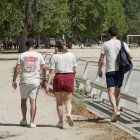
[20,83,40,99]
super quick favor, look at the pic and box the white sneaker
[56,122,63,129]
[116,111,121,116]
[66,114,74,127]
[20,120,27,126]
[111,111,121,122]
[30,123,36,128]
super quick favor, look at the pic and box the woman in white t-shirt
[46,39,77,128]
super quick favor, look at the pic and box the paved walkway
[0,60,97,140]
[0,49,139,140]
[1,47,140,59]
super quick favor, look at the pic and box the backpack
[117,41,133,73]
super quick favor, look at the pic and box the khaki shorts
[20,83,40,99]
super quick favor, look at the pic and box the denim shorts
[105,71,124,88]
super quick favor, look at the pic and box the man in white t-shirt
[12,38,46,128]
[98,27,133,122]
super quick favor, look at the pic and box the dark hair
[108,27,118,36]
[55,39,67,53]
[26,38,36,48]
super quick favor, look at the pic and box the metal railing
[42,53,140,115]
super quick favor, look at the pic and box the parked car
[49,38,55,48]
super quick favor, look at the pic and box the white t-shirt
[17,51,45,85]
[101,39,130,72]
[50,52,77,73]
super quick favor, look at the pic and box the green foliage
[72,95,86,111]
[120,0,140,34]
[77,86,88,96]
[0,0,23,37]
[0,0,138,40]
[30,0,70,37]
[104,0,127,35]
[68,0,127,36]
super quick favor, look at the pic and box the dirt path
[0,55,136,140]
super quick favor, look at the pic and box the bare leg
[115,87,121,109]
[107,87,117,113]
[64,92,73,115]
[21,98,27,121]
[64,92,74,126]
[30,98,36,123]
[55,92,63,123]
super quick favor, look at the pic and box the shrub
[72,95,86,114]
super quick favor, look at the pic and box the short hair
[108,27,118,36]
[26,38,36,48]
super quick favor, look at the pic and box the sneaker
[30,123,36,128]
[66,114,74,127]
[116,111,121,116]
[111,111,121,122]
[56,122,63,129]
[20,120,27,126]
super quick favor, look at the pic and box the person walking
[98,27,133,122]
[46,39,77,128]
[12,38,46,128]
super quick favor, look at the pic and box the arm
[124,42,133,59]
[72,54,77,77]
[46,55,55,91]
[73,66,76,77]
[127,51,133,60]
[47,55,55,86]
[12,64,20,90]
[40,64,46,88]
[98,53,105,78]
[46,69,55,91]
[41,64,46,80]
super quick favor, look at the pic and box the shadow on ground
[0,130,22,139]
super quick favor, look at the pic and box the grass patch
[72,95,86,115]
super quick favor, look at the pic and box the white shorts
[20,83,40,99]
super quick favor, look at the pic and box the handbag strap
[120,40,125,50]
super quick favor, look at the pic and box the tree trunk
[18,0,33,53]
[18,28,28,53]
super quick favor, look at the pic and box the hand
[73,72,76,78]
[98,70,103,78]
[12,81,17,90]
[40,81,46,89]
[40,81,49,94]
[45,84,49,94]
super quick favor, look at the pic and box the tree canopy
[68,0,127,36]
[0,0,23,37]
[120,0,140,34]
[0,0,139,52]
